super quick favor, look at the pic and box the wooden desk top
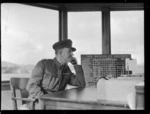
[40,86,129,108]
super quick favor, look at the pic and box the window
[1,3,58,80]
[111,11,144,74]
[68,12,102,64]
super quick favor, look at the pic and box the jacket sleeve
[68,65,86,87]
[26,60,45,99]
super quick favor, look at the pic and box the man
[25,39,86,109]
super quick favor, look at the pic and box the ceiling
[22,3,144,11]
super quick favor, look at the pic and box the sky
[1,3,144,66]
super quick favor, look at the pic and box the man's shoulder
[36,59,54,68]
[40,58,54,63]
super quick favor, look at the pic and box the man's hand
[70,57,78,65]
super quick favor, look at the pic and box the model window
[2,3,58,81]
[68,12,102,64]
[111,11,144,74]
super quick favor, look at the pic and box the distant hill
[2,61,35,74]
[2,61,19,67]
[2,61,34,67]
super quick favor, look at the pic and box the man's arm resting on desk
[68,65,86,87]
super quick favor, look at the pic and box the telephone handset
[70,57,77,65]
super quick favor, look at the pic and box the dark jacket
[26,58,86,99]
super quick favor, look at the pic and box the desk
[39,86,130,110]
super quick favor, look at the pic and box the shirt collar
[53,57,62,69]
[53,57,67,70]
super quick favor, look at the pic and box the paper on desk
[96,78,141,109]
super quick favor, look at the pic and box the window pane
[111,11,144,74]
[68,12,102,64]
[2,3,58,80]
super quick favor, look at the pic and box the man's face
[61,48,73,63]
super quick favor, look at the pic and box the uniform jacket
[26,58,86,99]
